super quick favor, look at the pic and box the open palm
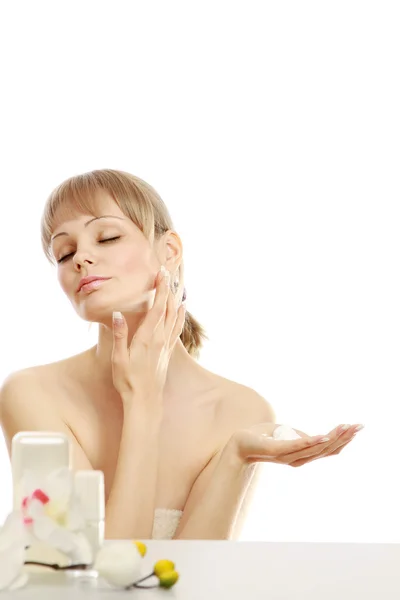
[232,423,362,467]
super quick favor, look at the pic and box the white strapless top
[152,508,183,540]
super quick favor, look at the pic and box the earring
[172,277,187,302]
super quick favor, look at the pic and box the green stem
[125,571,156,590]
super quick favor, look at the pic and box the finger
[290,436,355,467]
[289,427,361,467]
[280,424,353,464]
[163,283,178,339]
[306,424,359,458]
[316,426,360,457]
[169,303,186,349]
[136,268,169,339]
[291,425,342,441]
[329,436,355,455]
[111,311,129,368]
[246,434,332,462]
[275,434,336,464]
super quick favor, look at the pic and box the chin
[74,289,155,323]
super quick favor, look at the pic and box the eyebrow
[51,215,125,241]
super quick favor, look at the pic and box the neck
[88,314,199,399]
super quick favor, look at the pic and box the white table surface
[8,540,400,599]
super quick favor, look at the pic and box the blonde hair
[40,168,207,358]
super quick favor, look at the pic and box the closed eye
[56,236,121,264]
[99,236,121,244]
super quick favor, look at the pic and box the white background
[0,1,399,542]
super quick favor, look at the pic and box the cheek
[57,268,72,295]
[114,246,159,279]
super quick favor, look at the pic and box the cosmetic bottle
[11,431,72,566]
[74,470,105,558]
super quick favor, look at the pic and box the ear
[159,230,183,271]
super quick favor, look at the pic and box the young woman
[0,169,362,540]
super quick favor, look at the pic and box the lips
[77,276,110,293]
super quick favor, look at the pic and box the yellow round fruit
[132,541,147,557]
[154,559,175,577]
[158,570,179,588]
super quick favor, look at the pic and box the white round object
[94,541,143,588]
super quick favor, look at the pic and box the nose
[73,248,96,271]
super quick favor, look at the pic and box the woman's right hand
[111,267,186,408]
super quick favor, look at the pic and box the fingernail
[113,311,124,325]
[354,424,364,432]
[318,437,330,443]
[339,424,350,432]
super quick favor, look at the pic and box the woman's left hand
[229,423,363,467]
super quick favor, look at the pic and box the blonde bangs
[40,169,166,262]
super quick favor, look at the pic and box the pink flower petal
[32,489,50,504]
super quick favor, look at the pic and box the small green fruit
[158,570,179,588]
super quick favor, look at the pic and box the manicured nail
[354,424,364,432]
[113,311,124,325]
[318,437,330,443]
[339,424,350,432]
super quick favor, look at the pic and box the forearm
[105,403,162,539]
[176,441,256,540]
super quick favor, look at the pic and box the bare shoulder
[214,377,276,437]
[0,368,49,451]
[0,363,61,424]
[0,358,75,439]
[0,350,88,420]
[0,350,87,401]
[0,359,93,469]
[1,359,67,401]
[0,365,48,402]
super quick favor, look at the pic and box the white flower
[19,467,92,565]
[94,541,143,588]
[0,511,29,591]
